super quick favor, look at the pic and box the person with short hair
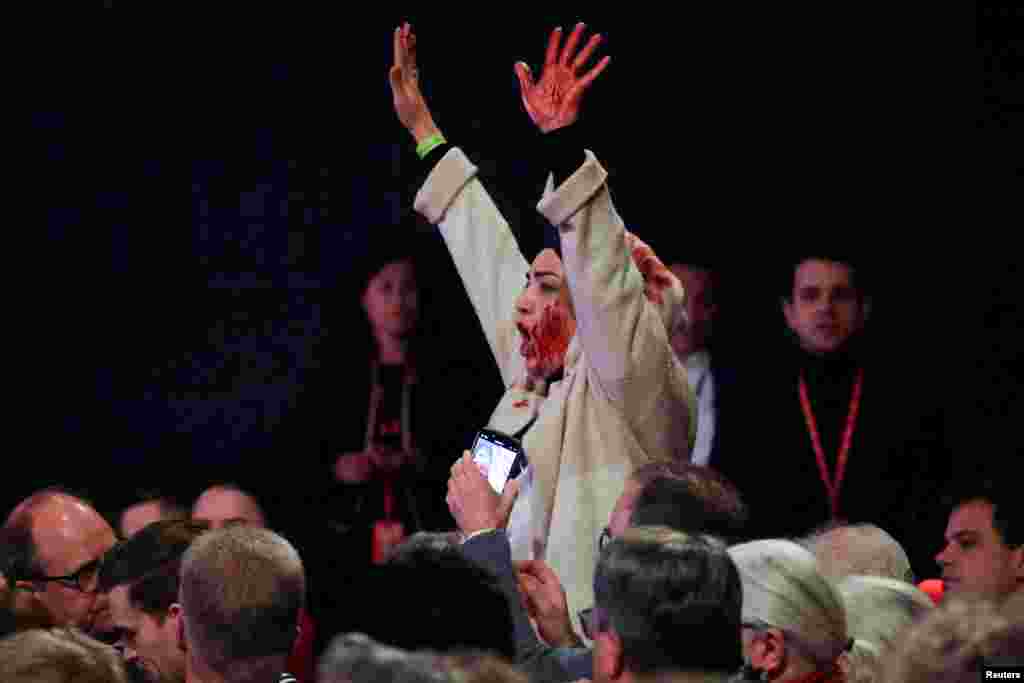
[667,261,725,468]
[728,539,850,682]
[119,489,189,539]
[318,633,447,683]
[3,488,117,639]
[191,484,267,530]
[0,627,134,683]
[178,525,305,683]
[516,460,746,651]
[800,522,914,583]
[590,526,742,682]
[98,518,209,683]
[934,477,1022,602]
[715,253,951,578]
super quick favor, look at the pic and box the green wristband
[416,133,447,160]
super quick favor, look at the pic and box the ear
[1011,545,1024,584]
[172,603,187,653]
[594,629,625,681]
[781,297,797,330]
[758,628,787,676]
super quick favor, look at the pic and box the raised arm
[518,25,692,436]
[389,24,528,384]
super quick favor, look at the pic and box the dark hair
[122,488,188,521]
[946,477,1022,548]
[98,519,209,618]
[362,543,515,660]
[593,527,743,674]
[780,251,870,303]
[629,462,748,544]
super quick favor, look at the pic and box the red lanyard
[798,368,864,520]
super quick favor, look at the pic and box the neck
[375,331,409,365]
[187,655,287,683]
[186,658,226,683]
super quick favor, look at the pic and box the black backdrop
[16,8,1019,527]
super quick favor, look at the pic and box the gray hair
[179,525,305,683]
[836,576,934,683]
[0,627,128,683]
[318,633,449,683]
[800,523,914,583]
[728,539,849,669]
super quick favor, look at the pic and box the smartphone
[471,429,527,494]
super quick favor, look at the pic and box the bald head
[191,485,266,530]
[4,490,116,635]
[802,523,914,583]
[179,525,305,680]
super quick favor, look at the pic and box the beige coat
[415,147,695,628]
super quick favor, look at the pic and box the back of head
[366,541,515,659]
[801,523,914,583]
[594,526,743,674]
[728,539,849,669]
[0,627,128,683]
[99,519,209,614]
[836,576,934,683]
[629,462,748,543]
[179,525,305,681]
[880,597,1024,683]
[319,633,448,683]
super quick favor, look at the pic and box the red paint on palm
[533,303,573,371]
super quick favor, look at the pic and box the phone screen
[471,431,521,494]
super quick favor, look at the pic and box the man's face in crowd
[120,501,167,539]
[515,248,577,382]
[669,264,717,359]
[783,259,865,356]
[26,496,117,635]
[936,499,1023,601]
[191,488,266,529]
[109,585,186,683]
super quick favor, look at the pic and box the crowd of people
[2,19,1019,683]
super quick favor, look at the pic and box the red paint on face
[533,302,573,373]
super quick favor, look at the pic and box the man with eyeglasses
[2,487,117,638]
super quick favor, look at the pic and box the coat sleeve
[537,151,694,448]
[414,148,529,388]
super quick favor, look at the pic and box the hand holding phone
[471,429,527,494]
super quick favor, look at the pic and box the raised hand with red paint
[514,23,611,134]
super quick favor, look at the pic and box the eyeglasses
[578,606,610,641]
[23,557,102,594]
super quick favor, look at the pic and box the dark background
[17,8,1019,525]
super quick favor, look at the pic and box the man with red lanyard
[714,252,950,580]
